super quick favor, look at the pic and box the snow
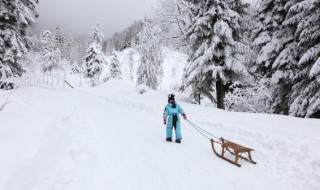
[1,79,320,190]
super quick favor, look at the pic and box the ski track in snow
[1,82,320,190]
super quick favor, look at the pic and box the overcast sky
[33,0,256,39]
[32,0,159,39]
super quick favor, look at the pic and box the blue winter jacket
[163,103,185,139]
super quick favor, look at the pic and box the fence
[7,72,83,89]
[2,71,106,89]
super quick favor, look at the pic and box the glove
[163,119,167,125]
[182,114,187,120]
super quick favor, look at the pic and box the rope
[185,119,221,143]
[185,119,211,140]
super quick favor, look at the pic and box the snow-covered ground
[1,79,319,190]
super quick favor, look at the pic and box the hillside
[0,79,319,190]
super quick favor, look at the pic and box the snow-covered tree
[40,30,62,73]
[110,52,122,79]
[91,22,104,45]
[75,36,87,66]
[54,26,64,52]
[182,0,251,109]
[136,22,164,90]
[128,50,134,82]
[71,62,80,74]
[65,30,74,62]
[250,0,298,114]
[83,43,104,79]
[284,0,320,118]
[83,23,106,84]
[0,0,39,79]
[155,0,190,52]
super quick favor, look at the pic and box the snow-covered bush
[225,78,272,113]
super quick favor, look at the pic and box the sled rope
[185,119,221,143]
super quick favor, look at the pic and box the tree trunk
[216,79,225,109]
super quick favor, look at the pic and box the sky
[32,0,159,39]
[32,0,256,39]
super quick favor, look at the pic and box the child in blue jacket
[163,94,187,143]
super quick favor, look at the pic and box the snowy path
[1,81,320,190]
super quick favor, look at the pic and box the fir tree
[0,0,39,79]
[91,22,104,45]
[83,23,105,82]
[284,0,320,118]
[136,22,164,90]
[251,0,298,115]
[54,25,64,52]
[182,0,251,109]
[110,52,122,79]
[39,30,61,73]
[65,30,74,62]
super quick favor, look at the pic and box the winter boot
[166,138,172,142]
[175,139,181,144]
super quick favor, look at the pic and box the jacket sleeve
[178,105,185,115]
[163,106,168,119]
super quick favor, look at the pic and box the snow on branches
[83,23,106,86]
[0,0,39,79]
[182,0,251,108]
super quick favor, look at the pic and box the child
[163,94,187,143]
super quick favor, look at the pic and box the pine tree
[284,0,320,118]
[0,0,39,79]
[83,23,105,82]
[182,0,251,109]
[251,0,298,115]
[110,52,122,79]
[136,22,164,90]
[40,30,61,73]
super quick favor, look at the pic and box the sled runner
[210,138,256,167]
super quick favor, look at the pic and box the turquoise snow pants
[164,103,184,140]
[166,116,182,139]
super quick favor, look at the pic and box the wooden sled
[210,138,256,167]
